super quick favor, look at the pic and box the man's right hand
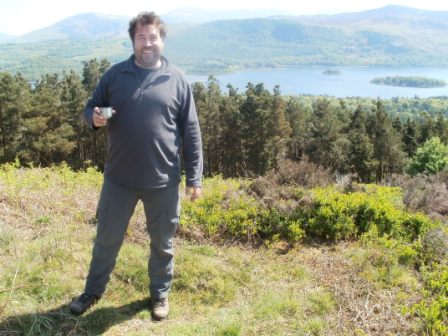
[92,107,108,128]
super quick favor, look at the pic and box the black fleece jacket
[84,55,203,189]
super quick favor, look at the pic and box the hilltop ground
[0,165,444,335]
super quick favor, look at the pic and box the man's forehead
[135,23,160,34]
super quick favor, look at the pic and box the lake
[187,66,448,98]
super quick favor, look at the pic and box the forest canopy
[1,63,448,183]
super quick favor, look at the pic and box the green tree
[60,70,89,168]
[402,118,419,157]
[266,85,292,168]
[418,112,434,144]
[238,83,292,175]
[392,116,403,133]
[219,84,244,177]
[82,58,111,93]
[193,76,223,176]
[285,97,311,160]
[239,83,273,175]
[434,112,448,144]
[347,106,375,182]
[368,100,406,181]
[304,97,345,171]
[407,136,448,175]
[20,74,76,165]
[0,72,30,163]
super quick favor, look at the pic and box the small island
[322,69,341,76]
[370,75,447,88]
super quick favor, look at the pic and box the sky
[1,0,448,35]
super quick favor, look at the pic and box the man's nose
[144,39,152,47]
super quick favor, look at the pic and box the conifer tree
[418,112,434,144]
[60,70,89,167]
[402,118,419,157]
[434,112,448,144]
[369,100,406,181]
[219,84,244,176]
[239,83,265,175]
[347,105,375,181]
[266,85,292,168]
[392,116,403,133]
[202,76,223,175]
[0,72,29,163]
[284,97,311,161]
[82,58,111,93]
[239,83,278,175]
[21,74,76,165]
[304,97,344,170]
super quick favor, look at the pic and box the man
[69,11,203,321]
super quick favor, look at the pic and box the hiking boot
[151,297,169,321]
[69,292,100,315]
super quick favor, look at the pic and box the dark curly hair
[128,11,167,41]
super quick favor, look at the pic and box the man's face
[133,23,164,69]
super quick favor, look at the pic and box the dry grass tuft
[301,243,421,335]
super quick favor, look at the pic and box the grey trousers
[84,178,180,299]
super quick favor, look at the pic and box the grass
[0,165,432,335]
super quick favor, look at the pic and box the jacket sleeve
[83,71,111,131]
[179,81,203,187]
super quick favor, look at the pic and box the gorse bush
[411,263,448,336]
[181,176,260,240]
[297,185,433,241]
[182,177,435,244]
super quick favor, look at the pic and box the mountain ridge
[5,5,448,43]
[1,5,447,79]
[19,13,129,42]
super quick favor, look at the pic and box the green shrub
[181,178,260,240]
[182,177,437,245]
[411,263,448,335]
[258,208,305,242]
[399,213,435,241]
[407,137,448,176]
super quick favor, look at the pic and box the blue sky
[1,0,448,35]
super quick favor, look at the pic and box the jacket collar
[122,55,170,74]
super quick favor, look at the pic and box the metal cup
[99,107,113,119]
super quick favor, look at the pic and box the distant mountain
[293,5,448,27]
[162,7,294,24]
[1,6,448,79]
[164,5,448,72]
[8,9,296,42]
[19,13,129,42]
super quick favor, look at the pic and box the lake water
[187,66,448,98]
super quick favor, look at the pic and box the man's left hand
[186,186,202,202]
